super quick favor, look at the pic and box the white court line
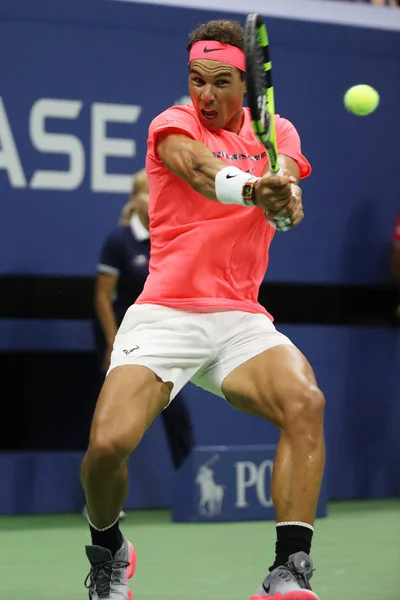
[108,0,400,32]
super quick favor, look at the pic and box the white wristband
[215,167,259,206]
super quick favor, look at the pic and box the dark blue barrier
[0,417,173,515]
[0,320,94,351]
[0,325,399,514]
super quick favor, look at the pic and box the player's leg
[82,303,211,600]
[223,345,324,525]
[223,343,324,599]
[82,365,171,531]
[194,313,324,599]
[82,317,127,521]
[160,390,195,469]
[82,364,171,600]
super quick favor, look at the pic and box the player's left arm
[262,117,310,229]
[279,155,303,224]
[277,155,300,183]
[262,155,303,227]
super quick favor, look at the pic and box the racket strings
[253,41,269,135]
[245,15,273,147]
[245,14,279,173]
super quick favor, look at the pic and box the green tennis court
[0,499,398,600]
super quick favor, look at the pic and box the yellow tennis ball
[344,84,380,116]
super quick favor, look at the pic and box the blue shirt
[97,215,150,324]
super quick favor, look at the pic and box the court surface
[0,499,398,600]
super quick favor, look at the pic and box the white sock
[87,514,120,531]
[276,521,314,531]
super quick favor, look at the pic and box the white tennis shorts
[108,304,293,401]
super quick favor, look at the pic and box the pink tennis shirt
[136,104,311,318]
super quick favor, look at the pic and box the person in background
[93,169,151,372]
[91,168,194,500]
[353,0,400,5]
[370,0,399,5]
[391,210,400,319]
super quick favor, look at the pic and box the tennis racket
[244,13,280,174]
[244,13,291,230]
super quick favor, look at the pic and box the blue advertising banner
[172,445,327,523]
[1,0,400,282]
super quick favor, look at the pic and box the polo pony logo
[196,454,225,518]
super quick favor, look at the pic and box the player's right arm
[157,133,226,200]
[156,133,293,212]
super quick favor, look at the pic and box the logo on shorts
[122,346,139,355]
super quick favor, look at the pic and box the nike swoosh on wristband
[226,174,238,179]
[203,47,220,53]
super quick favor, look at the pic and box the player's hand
[254,170,296,212]
[264,184,304,230]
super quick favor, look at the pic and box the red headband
[189,41,246,72]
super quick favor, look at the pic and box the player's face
[189,60,246,133]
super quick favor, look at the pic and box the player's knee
[283,382,325,433]
[86,436,131,471]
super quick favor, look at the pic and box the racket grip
[266,213,291,231]
[269,164,282,176]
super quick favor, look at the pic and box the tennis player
[82,19,324,600]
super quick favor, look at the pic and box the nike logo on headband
[203,47,221,53]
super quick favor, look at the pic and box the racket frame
[244,13,280,175]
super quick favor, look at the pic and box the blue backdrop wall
[1,0,400,281]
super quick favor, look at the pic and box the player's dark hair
[187,20,244,51]
[187,20,245,78]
